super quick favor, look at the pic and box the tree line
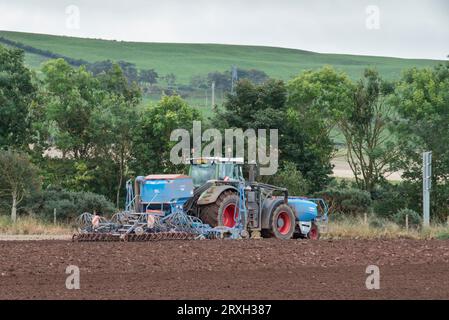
[1,44,449,224]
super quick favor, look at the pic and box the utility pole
[211,81,215,108]
[423,151,432,227]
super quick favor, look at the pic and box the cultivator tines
[72,231,199,242]
[73,206,222,243]
[122,231,197,242]
[72,233,121,242]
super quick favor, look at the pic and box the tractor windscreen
[190,163,217,187]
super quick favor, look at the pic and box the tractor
[73,157,327,241]
[183,157,327,240]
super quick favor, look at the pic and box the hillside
[0,30,443,84]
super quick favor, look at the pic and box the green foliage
[34,59,142,205]
[24,187,115,221]
[0,45,36,149]
[264,161,310,195]
[1,30,442,85]
[332,68,399,192]
[392,61,449,221]
[2,32,448,225]
[131,95,202,175]
[67,161,96,191]
[392,208,421,228]
[286,67,345,190]
[218,78,286,128]
[40,59,102,158]
[0,149,41,221]
[96,63,141,102]
[87,60,114,75]
[91,93,139,206]
[0,36,88,66]
[287,66,353,121]
[116,61,139,83]
[206,68,269,91]
[436,231,449,240]
[216,77,334,191]
[238,69,269,84]
[139,68,159,86]
[207,71,231,90]
[372,182,416,219]
[190,75,208,89]
[164,73,177,87]
[314,187,372,216]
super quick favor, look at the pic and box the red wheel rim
[277,212,291,235]
[309,225,318,240]
[223,203,238,227]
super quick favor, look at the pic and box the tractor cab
[188,157,244,188]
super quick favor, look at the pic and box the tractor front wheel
[307,223,320,240]
[266,204,296,240]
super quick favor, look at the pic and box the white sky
[0,0,448,59]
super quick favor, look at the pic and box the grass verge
[0,214,448,239]
[323,216,449,240]
[0,216,73,235]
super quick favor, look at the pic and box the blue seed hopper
[136,174,194,214]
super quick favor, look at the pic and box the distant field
[0,30,443,84]
[1,30,444,120]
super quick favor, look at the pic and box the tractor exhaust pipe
[248,163,256,183]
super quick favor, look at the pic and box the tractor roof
[188,157,244,164]
[144,174,190,180]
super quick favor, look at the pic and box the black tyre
[200,191,241,227]
[265,204,296,240]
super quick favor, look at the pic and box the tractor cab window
[218,163,235,180]
[190,163,217,187]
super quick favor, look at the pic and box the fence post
[364,212,368,225]
[423,151,432,227]
[405,214,409,232]
[53,208,57,225]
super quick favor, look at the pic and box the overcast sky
[0,0,448,59]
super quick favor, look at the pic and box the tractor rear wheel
[266,204,296,240]
[200,191,240,228]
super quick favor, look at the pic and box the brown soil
[0,239,448,300]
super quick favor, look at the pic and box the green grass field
[1,30,444,118]
[0,30,443,84]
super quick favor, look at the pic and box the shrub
[272,161,310,196]
[22,187,115,222]
[313,187,372,216]
[392,208,421,228]
[372,182,415,219]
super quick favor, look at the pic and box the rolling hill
[1,30,440,177]
[0,30,443,84]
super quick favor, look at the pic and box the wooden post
[364,212,368,225]
[53,208,57,225]
[447,216,449,227]
[405,214,409,231]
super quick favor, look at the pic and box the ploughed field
[0,239,448,299]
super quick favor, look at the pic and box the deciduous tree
[0,150,41,222]
[392,61,449,221]
[332,69,398,192]
[0,45,36,149]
